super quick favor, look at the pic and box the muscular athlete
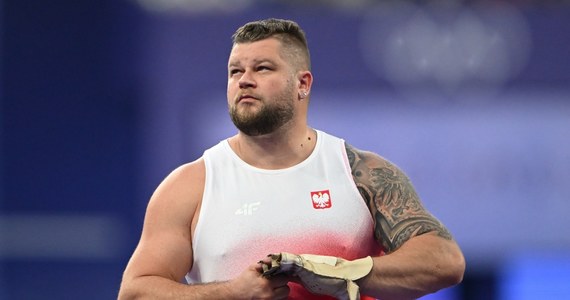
[118,18,465,300]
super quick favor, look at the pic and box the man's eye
[257,66,271,71]
[230,69,242,76]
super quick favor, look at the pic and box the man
[118,18,465,299]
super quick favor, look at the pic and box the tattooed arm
[345,143,465,300]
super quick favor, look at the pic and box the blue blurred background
[1,0,569,299]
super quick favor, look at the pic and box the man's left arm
[345,143,465,300]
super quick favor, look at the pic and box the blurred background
[1,0,570,299]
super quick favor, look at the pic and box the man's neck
[229,126,317,170]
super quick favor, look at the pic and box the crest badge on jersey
[310,190,332,209]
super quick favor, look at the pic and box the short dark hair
[232,18,311,70]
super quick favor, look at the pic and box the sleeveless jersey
[186,130,383,299]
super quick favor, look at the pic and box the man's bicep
[127,222,193,282]
[346,143,452,254]
[124,164,201,282]
[136,200,192,281]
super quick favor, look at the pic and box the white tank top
[187,130,382,299]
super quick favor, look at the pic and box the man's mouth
[238,94,258,103]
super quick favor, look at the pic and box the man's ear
[297,70,313,99]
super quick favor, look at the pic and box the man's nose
[238,71,256,89]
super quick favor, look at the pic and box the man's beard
[229,92,295,136]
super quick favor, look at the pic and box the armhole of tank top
[339,140,358,194]
[339,139,374,223]
[191,151,213,252]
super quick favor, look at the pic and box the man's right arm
[117,159,288,299]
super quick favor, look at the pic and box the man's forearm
[357,235,465,300]
[118,275,236,300]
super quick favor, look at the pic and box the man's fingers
[254,261,265,273]
[260,255,273,264]
[256,256,275,274]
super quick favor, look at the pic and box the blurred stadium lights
[359,2,532,99]
[132,0,254,13]
[285,0,377,10]
[0,214,128,260]
[132,0,382,13]
[131,0,570,14]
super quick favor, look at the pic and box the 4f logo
[235,202,261,215]
[311,190,332,209]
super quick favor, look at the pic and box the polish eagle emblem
[311,190,332,209]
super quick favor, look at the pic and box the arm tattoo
[345,143,452,253]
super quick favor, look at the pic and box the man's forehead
[232,37,282,50]
[229,39,283,63]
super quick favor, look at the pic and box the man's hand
[262,253,373,300]
[229,262,291,300]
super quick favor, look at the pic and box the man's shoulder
[343,142,385,163]
[144,157,205,216]
[171,158,206,181]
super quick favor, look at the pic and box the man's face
[227,38,298,136]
